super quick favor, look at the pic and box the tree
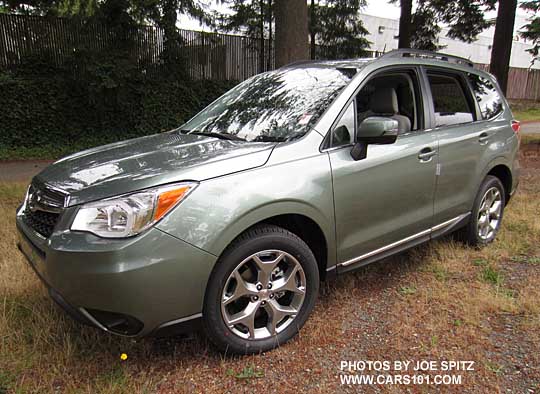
[489,0,518,94]
[397,0,413,48]
[308,0,370,60]
[409,5,441,51]
[0,0,208,58]
[215,0,273,73]
[393,0,495,50]
[0,0,97,15]
[520,1,540,65]
[274,0,309,67]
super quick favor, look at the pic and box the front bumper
[16,214,216,338]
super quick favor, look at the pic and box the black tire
[202,224,319,354]
[462,175,506,247]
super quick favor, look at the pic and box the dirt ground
[0,136,539,394]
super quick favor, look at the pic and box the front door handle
[479,132,489,144]
[418,147,437,162]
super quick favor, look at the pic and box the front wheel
[202,225,319,354]
[462,175,506,246]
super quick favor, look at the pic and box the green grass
[226,365,265,380]
[510,100,540,122]
[398,285,417,295]
[1,138,540,393]
[481,265,504,286]
[511,255,540,265]
[512,107,540,122]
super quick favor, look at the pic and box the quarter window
[468,74,504,120]
[330,101,355,147]
[427,73,475,127]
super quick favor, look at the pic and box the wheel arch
[212,204,336,281]
[477,157,513,205]
[486,164,512,204]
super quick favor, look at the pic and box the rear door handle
[418,147,437,162]
[479,132,489,144]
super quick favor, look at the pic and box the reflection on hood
[36,132,275,205]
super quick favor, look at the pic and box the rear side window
[468,74,504,120]
[427,73,475,127]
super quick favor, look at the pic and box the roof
[281,49,484,76]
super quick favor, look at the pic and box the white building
[360,13,539,69]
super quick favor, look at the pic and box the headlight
[71,182,197,238]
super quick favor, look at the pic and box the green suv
[16,50,520,354]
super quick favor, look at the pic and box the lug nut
[253,296,259,301]
[267,283,272,289]
[269,293,274,299]
[261,301,266,305]
[256,284,263,291]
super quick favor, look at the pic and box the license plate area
[17,230,48,283]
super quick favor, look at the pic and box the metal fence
[474,63,540,101]
[0,13,274,80]
[1,13,540,99]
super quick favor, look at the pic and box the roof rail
[380,49,474,68]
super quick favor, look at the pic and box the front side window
[468,73,504,120]
[356,71,421,134]
[427,73,475,127]
[181,67,355,142]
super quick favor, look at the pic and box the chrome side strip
[340,228,431,267]
[79,307,111,333]
[157,313,203,329]
[339,213,470,268]
[431,213,469,231]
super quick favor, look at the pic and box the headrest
[369,87,399,115]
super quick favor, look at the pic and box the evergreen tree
[0,0,210,67]
[214,0,273,72]
[393,0,495,50]
[410,5,441,51]
[520,0,540,65]
[275,0,308,66]
[489,0,518,94]
[309,0,370,60]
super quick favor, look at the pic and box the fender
[156,151,337,271]
[207,200,337,270]
[474,155,512,206]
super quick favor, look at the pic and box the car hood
[34,132,276,206]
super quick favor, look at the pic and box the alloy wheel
[221,249,306,340]
[477,187,502,240]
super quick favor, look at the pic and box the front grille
[22,182,67,238]
[28,183,66,210]
[22,208,60,238]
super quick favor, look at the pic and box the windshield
[180,66,354,142]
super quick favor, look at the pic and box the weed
[398,285,417,296]
[511,255,540,265]
[227,365,264,380]
[484,361,504,375]
[481,266,504,286]
[472,258,488,267]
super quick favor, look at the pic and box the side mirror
[350,117,399,161]
[357,117,399,144]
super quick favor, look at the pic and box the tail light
[511,120,520,134]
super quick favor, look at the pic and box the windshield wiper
[178,129,245,141]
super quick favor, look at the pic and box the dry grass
[1,136,539,393]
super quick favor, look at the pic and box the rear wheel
[462,175,505,246]
[202,225,319,354]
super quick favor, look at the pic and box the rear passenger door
[424,68,504,228]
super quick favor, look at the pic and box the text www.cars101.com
[340,374,463,385]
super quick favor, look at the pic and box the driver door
[328,68,439,271]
